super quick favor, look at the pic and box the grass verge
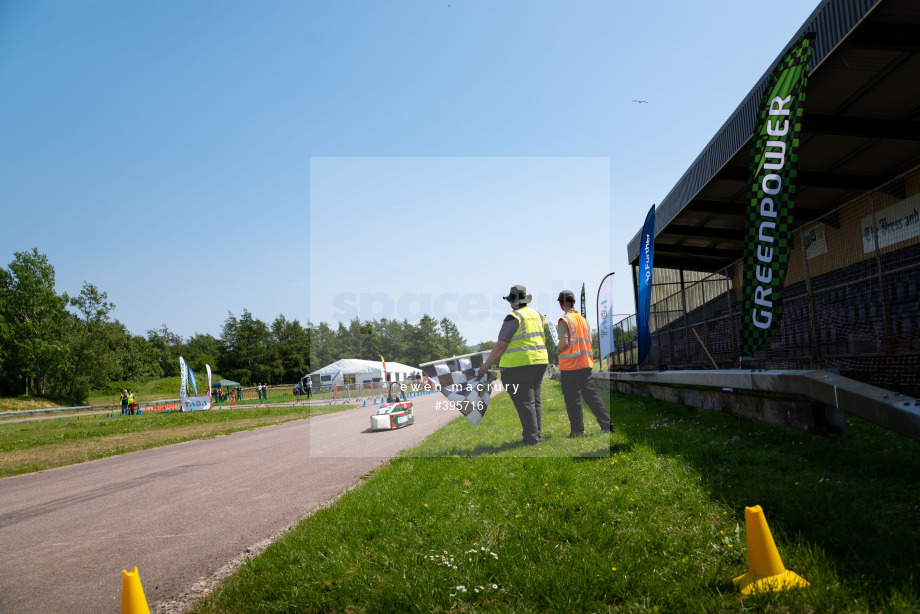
[190,379,920,613]
[0,404,354,478]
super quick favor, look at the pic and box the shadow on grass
[418,438,534,458]
[601,387,920,589]
[572,441,633,460]
[411,435,626,459]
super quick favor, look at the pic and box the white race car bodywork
[371,401,415,431]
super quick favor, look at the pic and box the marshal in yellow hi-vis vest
[558,311,594,371]
[499,306,549,368]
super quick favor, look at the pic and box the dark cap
[503,284,532,305]
[558,289,575,304]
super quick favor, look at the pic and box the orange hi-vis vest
[558,311,594,370]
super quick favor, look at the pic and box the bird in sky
[633,100,649,103]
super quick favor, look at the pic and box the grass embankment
[192,379,920,613]
[0,396,70,412]
[0,404,354,478]
[85,376,192,406]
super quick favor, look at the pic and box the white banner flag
[179,356,188,398]
[597,273,616,364]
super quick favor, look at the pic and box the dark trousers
[560,367,612,433]
[500,364,545,444]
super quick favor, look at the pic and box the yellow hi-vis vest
[558,311,594,370]
[499,306,549,368]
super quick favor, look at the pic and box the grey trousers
[560,367,612,433]
[500,364,545,444]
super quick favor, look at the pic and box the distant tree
[220,310,270,384]
[0,249,69,395]
[269,315,310,383]
[477,340,496,351]
[147,325,184,377]
[309,321,341,370]
[185,332,221,376]
[119,331,164,381]
[336,318,380,362]
[439,318,468,358]
[377,318,408,365]
[407,315,447,366]
[62,282,118,401]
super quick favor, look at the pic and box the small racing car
[370,383,415,431]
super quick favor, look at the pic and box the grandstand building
[621,0,920,397]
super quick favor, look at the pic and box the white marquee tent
[310,358,422,386]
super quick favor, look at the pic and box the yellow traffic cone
[121,567,151,614]
[733,505,809,594]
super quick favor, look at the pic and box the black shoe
[566,431,586,439]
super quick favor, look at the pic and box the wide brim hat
[503,285,532,304]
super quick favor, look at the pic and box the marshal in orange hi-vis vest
[558,312,594,371]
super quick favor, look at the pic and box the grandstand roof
[627,0,920,272]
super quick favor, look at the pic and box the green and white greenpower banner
[741,34,814,357]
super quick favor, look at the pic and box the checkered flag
[419,351,497,425]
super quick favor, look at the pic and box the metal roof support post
[724,265,739,368]
[800,226,821,368]
[868,191,894,355]
[680,269,692,367]
[654,309,664,370]
[662,302,672,370]
[632,265,640,321]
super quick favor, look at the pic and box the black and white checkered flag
[419,351,497,425]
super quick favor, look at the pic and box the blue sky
[0,0,821,347]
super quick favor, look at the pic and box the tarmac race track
[0,391,463,613]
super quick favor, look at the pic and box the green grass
[0,404,355,477]
[190,380,920,613]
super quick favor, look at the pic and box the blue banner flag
[187,365,199,397]
[637,205,656,365]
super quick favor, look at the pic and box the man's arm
[478,340,509,376]
[556,317,571,355]
[556,336,569,355]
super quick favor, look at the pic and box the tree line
[0,249,470,403]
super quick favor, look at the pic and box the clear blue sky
[0,0,821,347]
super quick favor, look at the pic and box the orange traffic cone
[733,505,809,594]
[121,567,150,614]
